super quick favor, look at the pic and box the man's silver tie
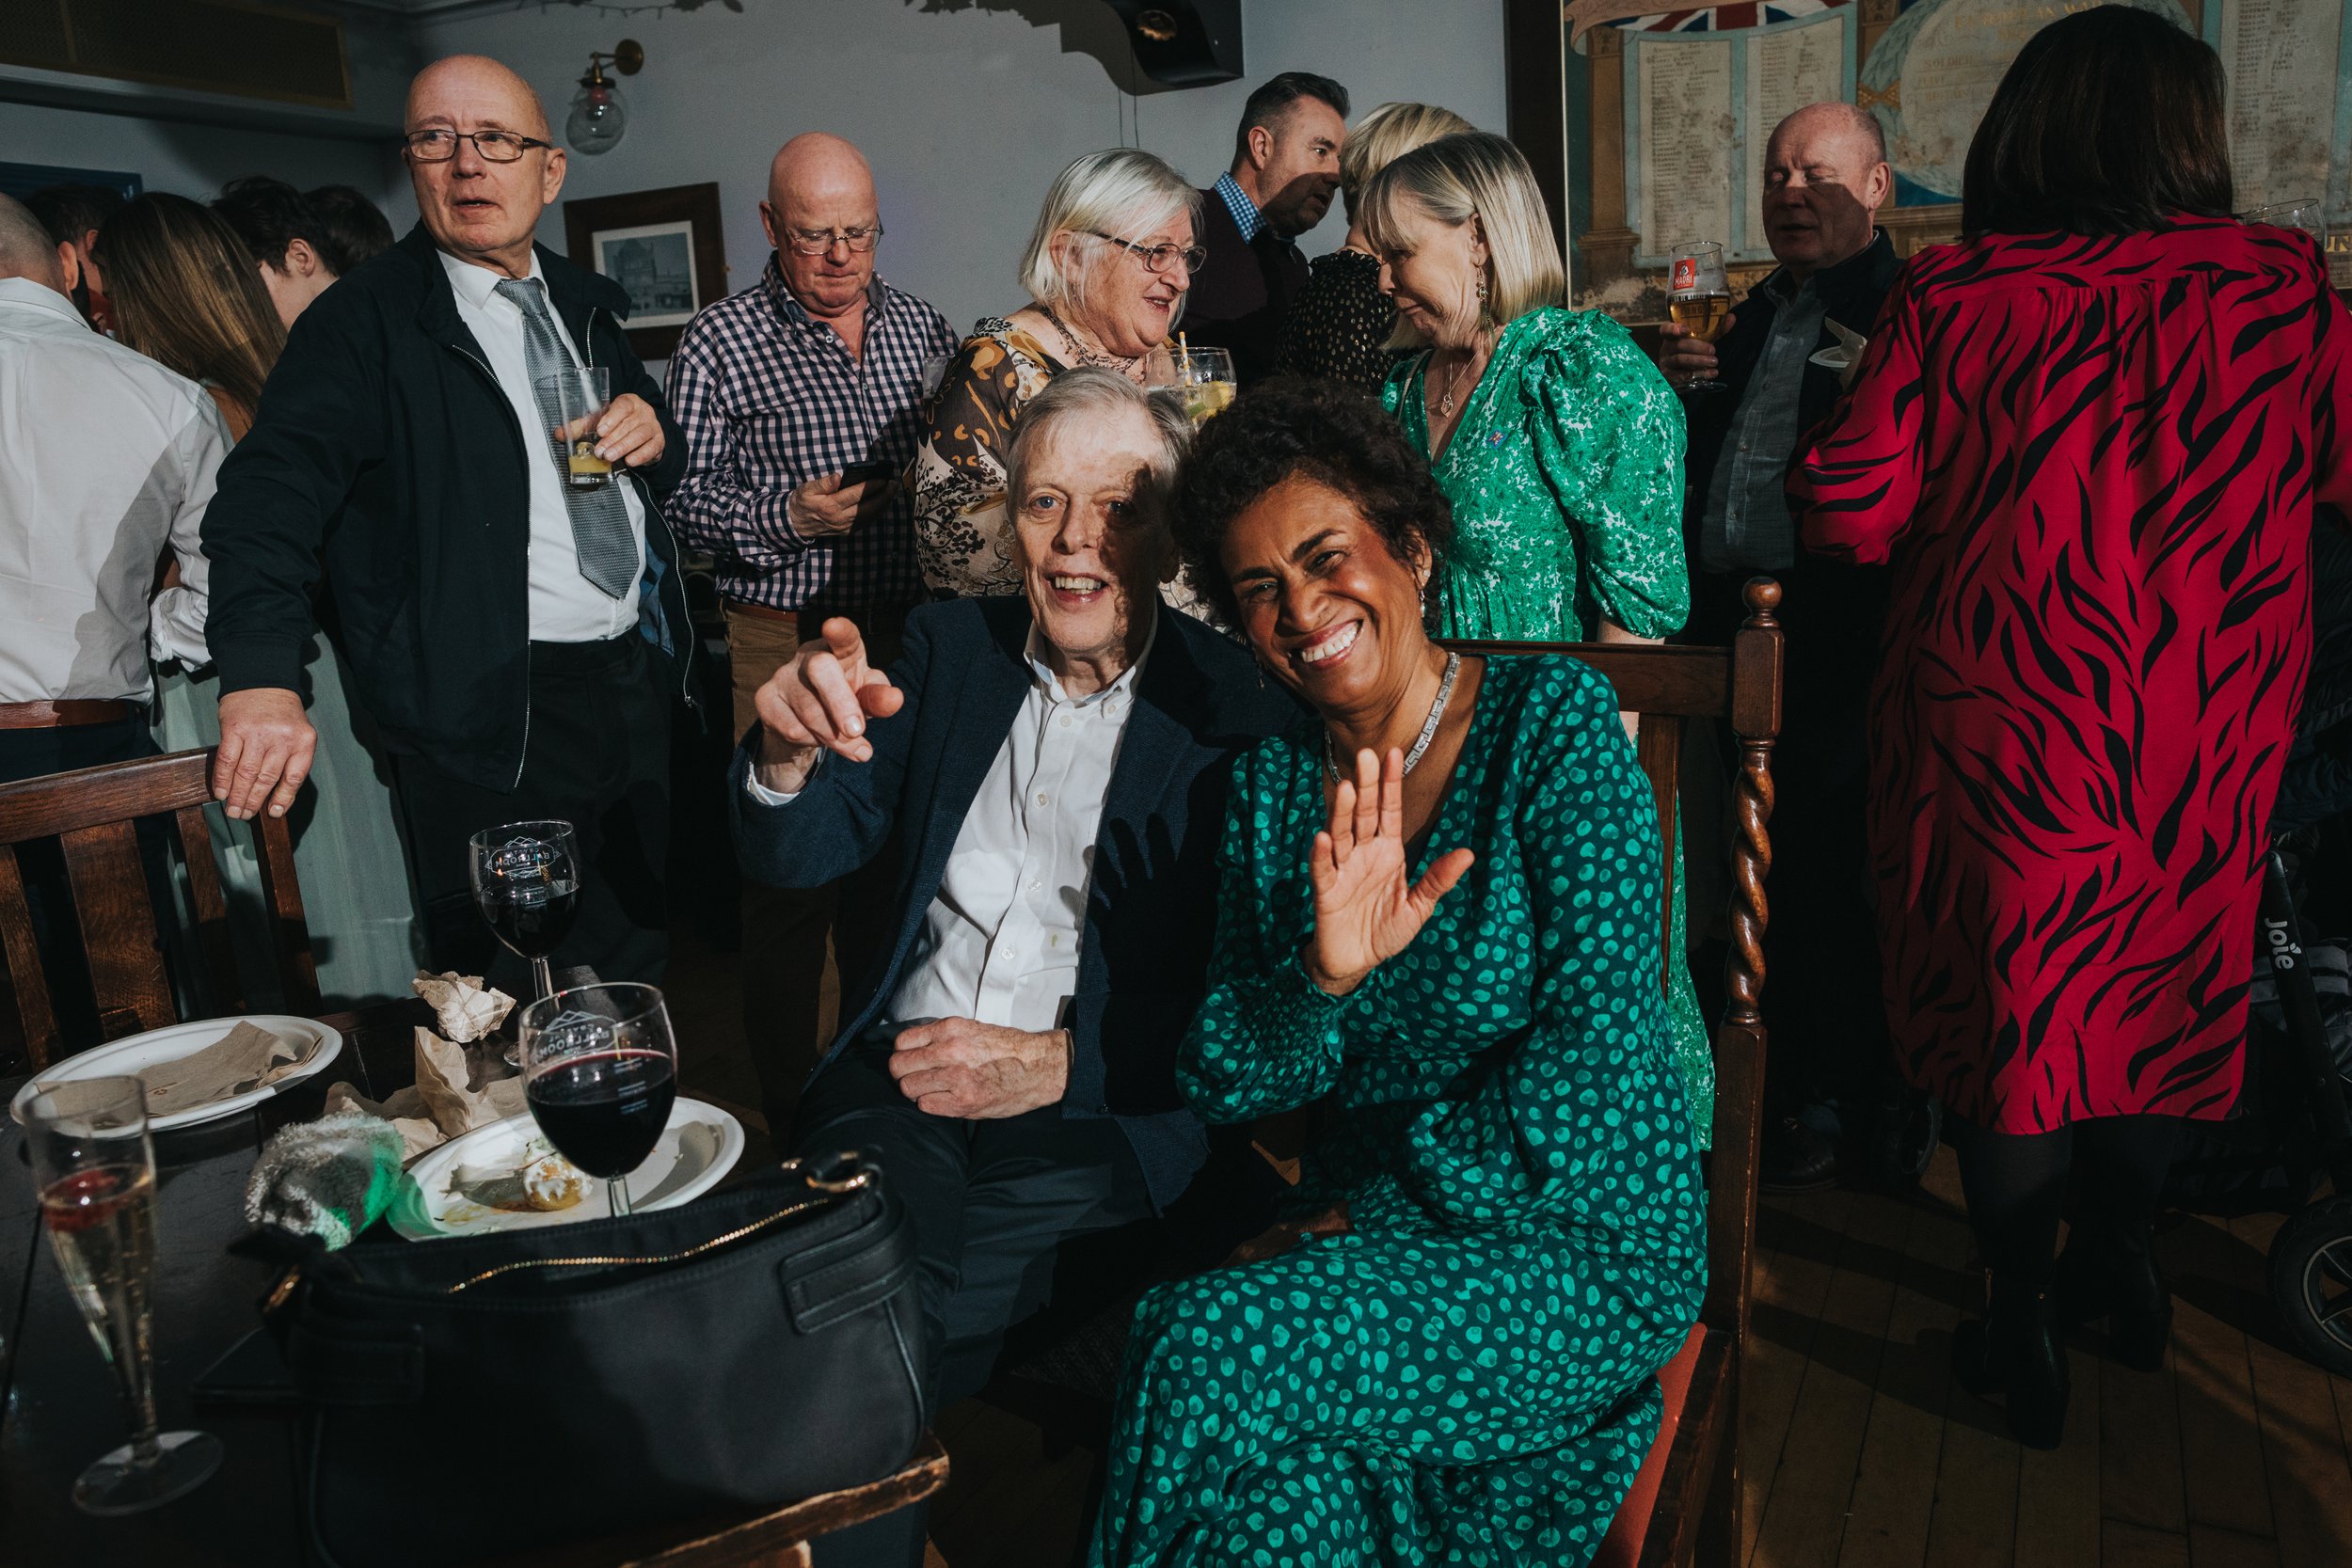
[495,277,638,599]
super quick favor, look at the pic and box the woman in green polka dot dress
[1089,381,1705,1565]
[1360,132,1710,1144]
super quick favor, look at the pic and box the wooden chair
[1447,578,1785,1568]
[0,748,318,1071]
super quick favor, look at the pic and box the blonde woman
[101,193,421,1006]
[1365,133,1708,1138]
[909,149,1202,599]
[1277,101,1472,390]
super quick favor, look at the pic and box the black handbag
[263,1153,924,1568]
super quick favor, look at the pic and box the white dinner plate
[389,1097,744,1242]
[8,1014,344,1132]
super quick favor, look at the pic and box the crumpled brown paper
[139,1019,315,1117]
[411,970,515,1044]
[322,1027,525,1164]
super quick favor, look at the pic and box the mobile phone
[838,461,895,486]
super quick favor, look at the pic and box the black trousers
[1947,1113,2184,1293]
[389,635,674,994]
[1692,559,1894,1114]
[793,1031,1155,1568]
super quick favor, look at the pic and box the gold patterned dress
[907,318,1065,600]
[1385,306,1711,1141]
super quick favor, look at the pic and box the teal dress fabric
[153,640,421,1009]
[1091,657,1706,1567]
[1386,307,1711,1145]
[1383,307,1689,644]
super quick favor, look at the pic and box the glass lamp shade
[566,80,628,155]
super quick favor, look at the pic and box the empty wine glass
[2240,198,2327,244]
[24,1078,223,1514]
[517,983,678,1219]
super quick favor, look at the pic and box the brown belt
[723,599,801,627]
[0,700,137,730]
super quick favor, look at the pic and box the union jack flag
[1596,0,1852,35]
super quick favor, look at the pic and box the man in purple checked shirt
[665,133,956,1128]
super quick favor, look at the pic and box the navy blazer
[729,596,1302,1209]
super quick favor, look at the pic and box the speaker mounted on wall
[1101,0,1243,87]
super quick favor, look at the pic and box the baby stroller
[2163,518,2352,1373]
[2158,850,2352,1376]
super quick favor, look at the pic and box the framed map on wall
[1507,0,2352,323]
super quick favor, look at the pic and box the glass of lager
[540,366,614,489]
[1668,241,1733,395]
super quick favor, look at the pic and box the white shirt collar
[1023,602,1159,709]
[437,246,545,309]
[0,276,90,326]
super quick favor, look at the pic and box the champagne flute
[1667,240,1734,395]
[518,983,678,1219]
[24,1077,224,1514]
[469,820,580,1004]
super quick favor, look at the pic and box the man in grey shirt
[1659,103,1911,1193]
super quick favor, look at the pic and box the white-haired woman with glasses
[910,148,1204,600]
[1367,131,1710,1144]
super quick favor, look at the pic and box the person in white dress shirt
[0,191,225,1048]
[730,370,1300,1568]
[196,55,696,990]
[0,191,221,783]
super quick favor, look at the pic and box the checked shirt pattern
[666,255,956,616]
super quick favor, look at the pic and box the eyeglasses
[403,128,554,164]
[1087,232,1207,277]
[785,225,884,256]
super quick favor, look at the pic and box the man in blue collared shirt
[1184,71,1348,387]
[667,133,957,1121]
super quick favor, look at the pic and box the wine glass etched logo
[537,1010,619,1063]
[489,837,559,881]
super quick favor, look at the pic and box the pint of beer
[539,367,614,489]
[1667,241,1733,395]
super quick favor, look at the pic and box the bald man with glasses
[665,133,956,1124]
[200,55,695,993]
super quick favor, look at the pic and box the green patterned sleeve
[1390,662,1697,1237]
[1526,315,1692,639]
[1175,751,1349,1125]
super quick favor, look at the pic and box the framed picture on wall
[563,182,727,359]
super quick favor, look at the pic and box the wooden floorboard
[910,1151,2352,1567]
[1750,1185,1911,1566]
[1740,1187,1857,1564]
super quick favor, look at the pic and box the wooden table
[0,1001,817,1566]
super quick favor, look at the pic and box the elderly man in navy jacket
[733,369,1295,1557]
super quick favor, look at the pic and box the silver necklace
[1325,652,1461,782]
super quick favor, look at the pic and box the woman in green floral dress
[1089,381,1704,1566]
[1359,132,1710,1139]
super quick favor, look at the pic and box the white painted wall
[0,98,405,213]
[412,0,1507,332]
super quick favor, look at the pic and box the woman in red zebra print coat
[1792,8,2352,1449]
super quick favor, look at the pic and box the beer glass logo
[491,837,559,880]
[1672,258,1698,293]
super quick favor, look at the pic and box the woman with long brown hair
[101,194,282,433]
[102,193,420,1006]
